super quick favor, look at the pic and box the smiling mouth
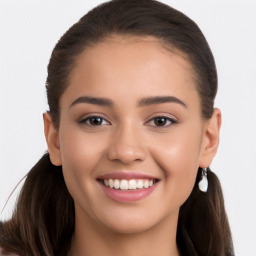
[98,178,159,191]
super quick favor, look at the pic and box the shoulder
[0,247,19,256]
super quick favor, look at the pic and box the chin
[101,216,158,234]
[93,205,172,235]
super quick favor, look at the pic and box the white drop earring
[198,168,208,192]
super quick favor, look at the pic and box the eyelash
[146,116,177,128]
[78,115,177,129]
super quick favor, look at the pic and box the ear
[43,112,62,166]
[199,108,222,168]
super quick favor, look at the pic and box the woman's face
[46,36,216,233]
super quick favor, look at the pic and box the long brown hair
[0,0,234,255]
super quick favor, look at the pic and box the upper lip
[97,171,159,180]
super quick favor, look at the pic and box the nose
[107,124,147,165]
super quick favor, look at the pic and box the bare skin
[44,36,221,256]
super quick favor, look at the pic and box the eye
[78,116,110,126]
[146,116,177,128]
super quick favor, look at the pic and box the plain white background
[0,0,255,255]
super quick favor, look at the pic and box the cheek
[59,124,106,171]
[149,125,202,203]
[57,125,107,201]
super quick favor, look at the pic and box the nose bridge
[107,120,147,164]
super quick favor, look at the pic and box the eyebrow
[70,96,113,107]
[70,95,187,108]
[138,96,187,108]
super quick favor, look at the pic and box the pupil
[90,117,102,125]
[155,117,167,126]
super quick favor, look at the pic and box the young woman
[0,0,234,255]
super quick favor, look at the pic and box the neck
[69,208,181,256]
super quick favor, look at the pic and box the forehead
[61,35,199,109]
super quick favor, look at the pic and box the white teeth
[109,179,114,188]
[144,180,149,188]
[120,180,129,190]
[114,179,120,189]
[102,178,156,190]
[137,180,144,189]
[128,179,136,190]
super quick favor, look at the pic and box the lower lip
[98,181,158,203]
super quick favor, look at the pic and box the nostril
[106,147,147,164]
